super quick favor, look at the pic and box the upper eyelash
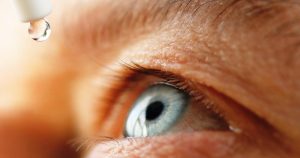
[120,61,206,101]
[120,61,229,120]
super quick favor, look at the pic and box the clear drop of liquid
[28,19,51,42]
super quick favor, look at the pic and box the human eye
[124,82,229,137]
[80,58,285,158]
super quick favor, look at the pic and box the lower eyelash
[70,136,116,152]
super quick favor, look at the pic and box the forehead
[60,0,300,70]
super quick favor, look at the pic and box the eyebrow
[63,0,215,49]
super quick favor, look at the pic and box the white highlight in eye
[229,125,242,134]
[127,96,152,137]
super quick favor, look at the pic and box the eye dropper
[12,0,52,42]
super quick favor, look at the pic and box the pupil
[146,101,164,121]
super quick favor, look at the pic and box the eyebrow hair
[63,0,216,49]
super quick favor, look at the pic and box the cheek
[86,132,237,158]
[0,115,75,158]
[0,50,78,157]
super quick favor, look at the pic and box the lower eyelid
[86,132,237,158]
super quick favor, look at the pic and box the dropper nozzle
[12,0,52,42]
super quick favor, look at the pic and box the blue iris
[124,84,188,137]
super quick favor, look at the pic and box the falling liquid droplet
[28,19,51,42]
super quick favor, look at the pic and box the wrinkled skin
[0,0,299,158]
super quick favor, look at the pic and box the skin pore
[0,0,299,158]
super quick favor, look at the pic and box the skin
[0,0,299,157]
